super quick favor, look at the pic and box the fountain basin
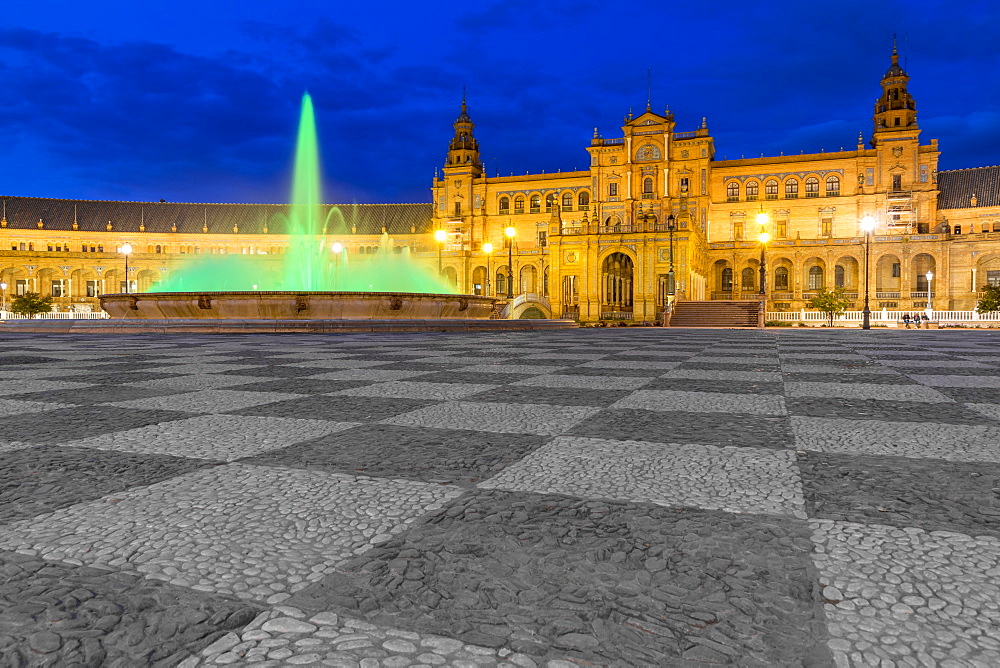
[99,291,497,320]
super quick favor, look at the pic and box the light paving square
[660,369,783,382]
[124,374,262,391]
[811,520,1000,667]
[480,435,806,518]
[906,374,1000,388]
[0,398,73,416]
[576,359,680,370]
[104,389,305,413]
[791,416,1000,463]
[329,381,498,400]
[305,369,433,381]
[455,363,567,375]
[60,414,356,461]
[381,400,599,435]
[0,463,462,601]
[612,389,787,415]
[1,379,95,395]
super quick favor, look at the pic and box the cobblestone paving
[1,329,999,666]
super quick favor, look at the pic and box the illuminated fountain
[100,94,497,323]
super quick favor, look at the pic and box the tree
[976,285,1000,314]
[10,292,53,318]
[807,286,853,327]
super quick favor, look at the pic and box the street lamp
[434,229,447,277]
[120,243,133,293]
[926,270,934,316]
[505,226,516,318]
[482,242,493,296]
[860,215,876,330]
[756,212,769,329]
[0,281,6,311]
[666,214,676,296]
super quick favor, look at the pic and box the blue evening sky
[1,0,998,204]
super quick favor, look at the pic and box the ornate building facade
[1,46,998,320]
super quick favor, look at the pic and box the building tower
[871,37,918,145]
[439,94,483,225]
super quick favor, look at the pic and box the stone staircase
[669,300,760,327]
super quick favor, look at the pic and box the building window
[578,191,590,209]
[916,274,929,291]
[680,177,689,193]
[987,270,1000,287]
[16,280,28,296]
[545,193,556,211]
[726,182,740,202]
[746,181,759,201]
[642,177,654,199]
[821,218,833,236]
[86,281,99,297]
[537,231,547,248]
[805,177,820,197]
[514,196,524,214]
[776,219,788,238]
[608,183,618,198]
[561,192,573,210]
[721,268,733,292]
[826,175,840,196]
[920,165,928,183]
[774,267,789,290]
[835,265,845,287]
[741,268,755,291]
[733,220,744,241]
[892,174,902,191]
[530,194,541,212]
[808,266,824,290]
[499,197,510,213]
[562,275,579,305]
[785,179,799,198]
[454,202,462,216]
[765,180,778,199]
[497,272,507,295]
[892,262,901,278]
[51,281,63,297]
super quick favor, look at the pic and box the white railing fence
[0,311,110,320]
[766,310,1000,325]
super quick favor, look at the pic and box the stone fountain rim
[101,290,494,299]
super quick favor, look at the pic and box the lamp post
[482,242,493,296]
[666,214,676,296]
[505,226,516,318]
[120,243,133,293]
[756,213,769,329]
[926,270,934,316]
[434,229,447,278]
[0,281,6,311]
[860,215,876,330]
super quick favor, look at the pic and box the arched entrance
[601,252,633,318]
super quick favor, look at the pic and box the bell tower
[444,94,483,178]
[871,38,918,146]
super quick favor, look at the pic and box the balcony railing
[599,225,638,234]
[876,291,901,299]
[910,291,934,298]
[560,227,584,235]
[561,308,580,320]
[600,310,634,320]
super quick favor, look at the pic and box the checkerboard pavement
[1,330,1000,666]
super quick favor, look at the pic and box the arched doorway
[601,252,633,317]
[471,265,488,296]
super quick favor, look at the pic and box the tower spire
[871,38,917,146]
[646,67,651,112]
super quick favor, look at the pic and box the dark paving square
[286,490,829,666]
[213,364,333,379]
[464,385,632,407]
[568,408,794,448]
[0,549,261,667]
[0,356,65,365]
[675,361,782,372]
[642,378,785,395]
[231,394,436,421]
[0,446,215,524]
[779,372,911,385]
[367,360,464,373]
[798,451,1000,538]
[56,371,187,384]
[230,377,378,394]
[12,384,187,406]
[414,370,536,385]
[551,366,668,378]
[784,397,996,424]
[934,387,1000,403]
[0,406,194,444]
[241,424,549,486]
